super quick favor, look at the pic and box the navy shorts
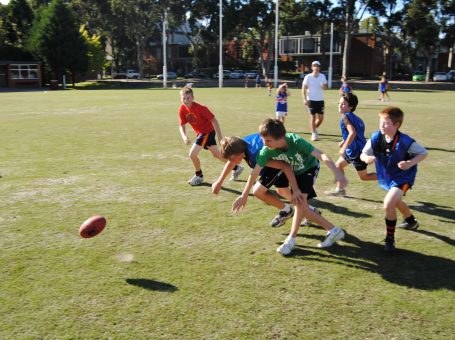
[195,131,217,150]
[343,153,368,171]
[307,100,325,115]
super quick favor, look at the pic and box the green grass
[1,86,454,339]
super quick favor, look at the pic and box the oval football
[79,215,106,238]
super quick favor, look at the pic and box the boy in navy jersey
[327,93,376,196]
[361,107,428,252]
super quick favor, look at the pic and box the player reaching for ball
[178,86,243,186]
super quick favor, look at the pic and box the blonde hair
[220,136,248,159]
[180,86,193,96]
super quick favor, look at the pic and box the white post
[62,74,66,89]
[328,22,334,89]
[162,8,168,88]
[274,0,279,88]
[219,0,223,88]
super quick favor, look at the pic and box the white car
[229,70,245,79]
[213,70,232,79]
[446,70,455,81]
[432,72,448,82]
[157,71,177,80]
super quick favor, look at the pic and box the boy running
[233,119,348,255]
[178,86,242,186]
[361,107,428,252]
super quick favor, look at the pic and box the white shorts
[276,111,287,118]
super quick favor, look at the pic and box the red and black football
[79,215,106,238]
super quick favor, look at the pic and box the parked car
[157,71,177,80]
[213,70,232,79]
[412,71,425,81]
[245,70,259,78]
[184,71,208,79]
[113,69,140,79]
[433,72,448,82]
[228,70,245,79]
[446,70,455,81]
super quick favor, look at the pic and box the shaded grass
[1,87,454,339]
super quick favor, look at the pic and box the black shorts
[258,167,289,188]
[343,153,368,171]
[195,131,217,149]
[307,100,325,115]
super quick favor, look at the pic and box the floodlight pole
[328,22,334,89]
[162,8,168,88]
[274,0,279,88]
[219,0,223,88]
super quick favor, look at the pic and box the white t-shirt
[302,73,327,101]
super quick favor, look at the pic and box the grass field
[1,86,454,339]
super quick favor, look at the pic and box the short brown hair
[220,136,248,159]
[259,118,286,139]
[180,86,193,96]
[379,107,404,126]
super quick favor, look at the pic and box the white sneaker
[317,227,345,248]
[311,132,319,141]
[277,236,296,255]
[188,175,203,186]
[270,206,294,228]
[230,165,244,181]
[325,188,346,197]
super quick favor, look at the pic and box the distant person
[339,76,353,95]
[326,93,376,197]
[266,79,273,96]
[302,60,328,141]
[178,86,242,186]
[361,107,428,252]
[378,74,391,101]
[244,76,249,88]
[275,83,290,125]
[255,74,261,88]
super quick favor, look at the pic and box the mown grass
[1,86,454,339]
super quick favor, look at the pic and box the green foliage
[6,0,34,47]
[80,25,106,74]
[28,0,88,78]
[359,16,381,33]
[0,88,454,338]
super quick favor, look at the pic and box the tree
[6,0,34,48]
[28,0,88,85]
[80,25,106,76]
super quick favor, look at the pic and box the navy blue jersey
[371,130,417,190]
[276,92,288,112]
[242,133,264,168]
[340,112,367,159]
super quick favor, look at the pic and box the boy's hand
[291,189,305,205]
[398,160,412,170]
[211,181,222,194]
[183,137,191,145]
[232,195,248,213]
[363,155,376,164]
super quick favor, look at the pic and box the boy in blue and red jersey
[327,93,376,196]
[361,107,428,252]
[275,83,290,124]
[178,86,242,186]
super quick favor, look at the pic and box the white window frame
[10,64,39,80]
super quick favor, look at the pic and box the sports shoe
[384,236,396,252]
[311,132,319,141]
[188,175,203,186]
[230,165,244,181]
[270,207,294,228]
[277,236,296,255]
[317,226,345,248]
[301,207,321,226]
[397,220,419,230]
[325,188,346,197]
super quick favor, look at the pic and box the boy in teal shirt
[233,118,347,255]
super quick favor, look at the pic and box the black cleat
[384,236,396,253]
[397,220,419,230]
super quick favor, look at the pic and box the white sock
[282,204,291,213]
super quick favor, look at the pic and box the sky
[0,0,9,4]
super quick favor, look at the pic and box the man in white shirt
[302,61,328,141]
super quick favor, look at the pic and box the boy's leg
[207,145,226,163]
[188,144,203,171]
[315,113,324,129]
[383,187,404,251]
[252,182,286,210]
[326,157,347,196]
[356,169,377,181]
[396,199,419,230]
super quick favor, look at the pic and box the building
[0,61,42,88]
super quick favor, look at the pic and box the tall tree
[5,0,34,48]
[28,0,88,85]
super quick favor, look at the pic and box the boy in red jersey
[178,86,243,186]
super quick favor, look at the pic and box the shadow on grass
[126,278,178,292]
[199,182,252,196]
[425,146,455,154]
[409,201,455,222]
[311,199,372,218]
[288,233,455,291]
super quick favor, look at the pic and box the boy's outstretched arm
[179,124,191,145]
[397,152,428,170]
[211,118,223,143]
[360,139,376,164]
[311,148,348,190]
[212,161,237,194]
[232,164,262,213]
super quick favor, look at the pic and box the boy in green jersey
[233,118,348,255]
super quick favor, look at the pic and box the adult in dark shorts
[302,61,328,141]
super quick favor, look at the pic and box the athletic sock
[405,215,416,224]
[282,204,292,213]
[385,218,397,238]
[195,170,203,177]
[233,165,239,171]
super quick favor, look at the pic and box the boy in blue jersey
[361,107,428,252]
[327,93,377,196]
[230,119,347,255]
[212,134,316,228]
